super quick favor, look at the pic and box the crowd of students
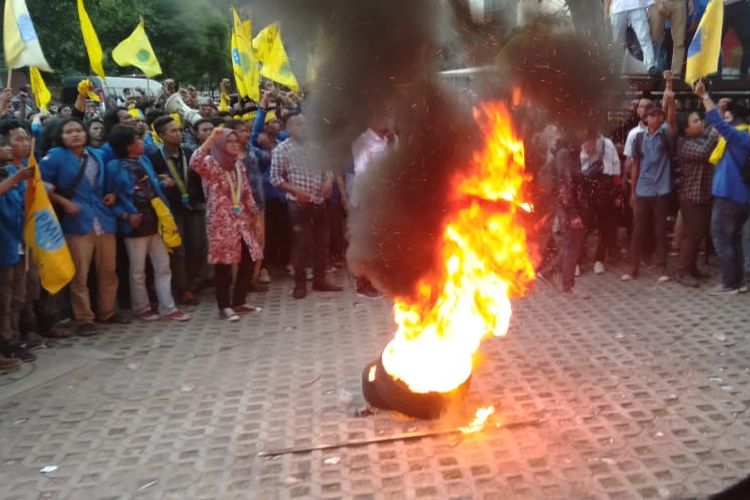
[533,72,750,298]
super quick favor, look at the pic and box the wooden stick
[257,418,542,457]
[6,68,12,88]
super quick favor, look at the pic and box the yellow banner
[23,152,75,294]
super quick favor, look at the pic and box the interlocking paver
[1,264,749,499]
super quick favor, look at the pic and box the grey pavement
[0,263,749,500]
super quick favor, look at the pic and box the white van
[62,75,162,109]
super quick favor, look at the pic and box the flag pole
[7,68,13,88]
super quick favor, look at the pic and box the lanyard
[163,149,190,204]
[224,163,243,215]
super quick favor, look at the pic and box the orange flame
[381,102,535,394]
[460,406,496,434]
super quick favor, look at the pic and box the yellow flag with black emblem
[231,7,260,101]
[23,150,75,294]
[112,18,162,77]
[253,23,299,91]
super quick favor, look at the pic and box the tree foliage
[25,0,232,85]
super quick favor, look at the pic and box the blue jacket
[98,141,158,166]
[707,108,750,205]
[0,165,26,267]
[106,155,170,236]
[40,146,119,236]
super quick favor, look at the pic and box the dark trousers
[214,240,253,310]
[629,195,670,275]
[327,198,347,262]
[592,201,617,263]
[289,202,330,285]
[172,210,209,294]
[0,261,26,347]
[264,199,292,266]
[723,0,750,76]
[558,225,583,292]
[711,197,749,289]
[678,200,711,276]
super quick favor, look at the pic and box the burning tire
[363,357,471,419]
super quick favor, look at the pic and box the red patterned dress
[190,149,263,264]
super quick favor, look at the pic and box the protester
[580,124,622,275]
[87,119,105,149]
[674,110,719,287]
[350,114,398,297]
[150,115,207,305]
[107,125,190,322]
[41,118,128,335]
[226,119,268,292]
[191,128,263,321]
[621,75,676,283]
[695,81,750,294]
[0,129,36,364]
[271,113,342,299]
[605,0,657,74]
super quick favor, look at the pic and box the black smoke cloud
[248,2,619,299]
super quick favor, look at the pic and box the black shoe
[11,346,36,363]
[76,322,98,337]
[249,282,269,293]
[21,331,53,350]
[98,313,131,325]
[178,291,200,306]
[293,285,307,299]
[676,273,699,288]
[357,283,381,298]
[693,269,711,280]
[312,280,343,292]
[648,66,661,77]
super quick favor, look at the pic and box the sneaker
[740,284,749,294]
[76,322,98,337]
[312,280,343,292]
[219,308,240,322]
[99,313,131,325]
[41,326,75,339]
[706,285,739,296]
[165,310,191,322]
[21,331,53,350]
[675,274,699,288]
[562,289,590,299]
[293,285,307,299]
[0,355,21,371]
[357,283,382,298]
[574,265,581,277]
[233,303,260,314]
[657,274,671,283]
[258,268,271,284]
[10,346,36,363]
[621,273,635,281]
[137,308,160,322]
[593,261,605,275]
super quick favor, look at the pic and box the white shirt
[624,122,647,158]
[610,0,654,15]
[580,136,622,176]
[352,129,393,176]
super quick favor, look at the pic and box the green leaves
[27,0,231,85]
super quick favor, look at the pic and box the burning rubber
[360,101,535,420]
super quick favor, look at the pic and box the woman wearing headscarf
[190,128,262,321]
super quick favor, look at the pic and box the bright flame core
[381,102,535,394]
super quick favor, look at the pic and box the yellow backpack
[150,197,182,251]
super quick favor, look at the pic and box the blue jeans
[711,198,750,289]
[744,217,750,274]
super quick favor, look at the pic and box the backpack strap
[634,131,644,163]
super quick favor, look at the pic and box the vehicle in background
[61,75,162,110]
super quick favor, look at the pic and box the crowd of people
[605,0,750,77]
[0,75,394,372]
[1,67,749,373]
[533,71,750,298]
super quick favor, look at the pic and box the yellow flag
[77,0,105,78]
[231,8,260,101]
[23,152,75,294]
[112,18,162,77]
[3,0,52,71]
[685,0,723,84]
[29,66,50,112]
[253,23,299,91]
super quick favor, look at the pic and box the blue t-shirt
[635,125,673,197]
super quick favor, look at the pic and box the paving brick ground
[0,262,749,500]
